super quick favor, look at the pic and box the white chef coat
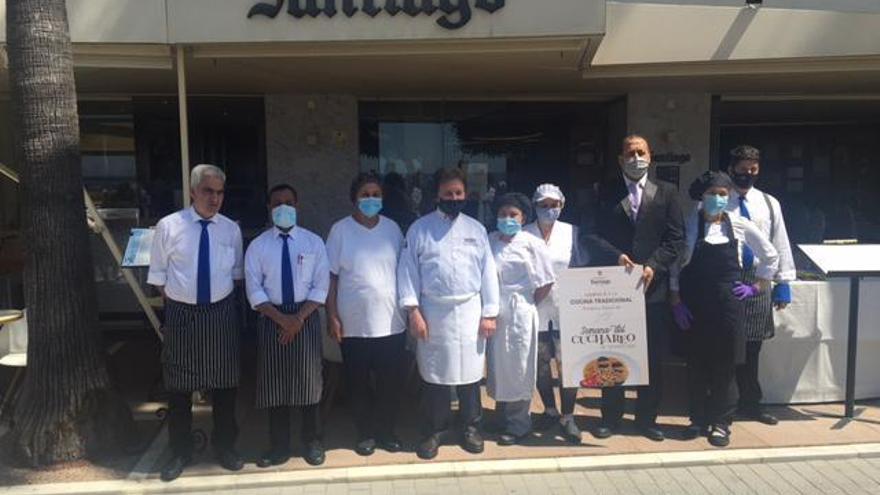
[398,210,500,385]
[726,187,796,283]
[325,215,405,338]
[487,231,555,402]
[244,226,330,308]
[524,220,580,333]
[147,207,243,304]
[670,210,780,291]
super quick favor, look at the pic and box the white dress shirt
[147,207,243,304]
[726,187,797,283]
[670,210,780,291]
[244,226,330,308]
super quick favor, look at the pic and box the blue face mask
[497,217,522,236]
[703,194,729,216]
[357,197,383,218]
[272,204,297,229]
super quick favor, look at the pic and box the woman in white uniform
[326,173,406,457]
[488,193,555,445]
[398,167,500,460]
[523,183,585,444]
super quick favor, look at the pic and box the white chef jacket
[244,226,330,308]
[670,210,780,291]
[487,230,555,401]
[147,207,243,304]
[397,210,500,385]
[325,215,405,338]
[726,187,796,283]
[524,220,580,332]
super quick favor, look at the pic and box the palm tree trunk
[5,0,134,466]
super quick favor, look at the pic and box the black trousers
[267,404,322,454]
[736,340,764,413]
[340,332,406,440]
[420,380,482,437]
[600,303,667,427]
[168,388,238,457]
[536,332,578,415]
[688,346,737,427]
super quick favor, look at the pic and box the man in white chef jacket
[398,167,500,460]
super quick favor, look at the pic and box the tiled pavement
[174,456,880,494]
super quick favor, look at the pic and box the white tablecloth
[761,278,880,404]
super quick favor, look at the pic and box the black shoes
[707,424,731,448]
[462,427,485,454]
[355,437,376,456]
[304,440,326,466]
[256,449,291,468]
[497,432,530,446]
[159,454,191,482]
[637,424,665,442]
[417,434,441,460]
[592,421,619,440]
[377,435,403,453]
[738,409,779,425]
[560,417,582,445]
[216,448,244,471]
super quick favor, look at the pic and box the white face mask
[623,157,650,180]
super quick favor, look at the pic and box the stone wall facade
[264,94,360,237]
[626,92,712,208]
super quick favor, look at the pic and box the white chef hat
[533,183,565,205]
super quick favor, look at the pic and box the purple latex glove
[732,281,761,300]
[672,302,694,330]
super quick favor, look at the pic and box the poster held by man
[557,266,649,389]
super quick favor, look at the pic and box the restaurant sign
[247,0,505,30]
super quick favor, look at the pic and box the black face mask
[438,199,467,217]
[732,172,758,189]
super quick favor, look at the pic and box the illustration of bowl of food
[580,355,629,387]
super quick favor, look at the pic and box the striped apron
[741,267,774,341]
[162,295,241,393]
[256,302,323,408]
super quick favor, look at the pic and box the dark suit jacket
[579,177,686,304]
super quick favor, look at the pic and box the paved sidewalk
[256,456,878,495]
[5,443,880,494]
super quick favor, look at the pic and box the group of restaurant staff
[148,135,795,481]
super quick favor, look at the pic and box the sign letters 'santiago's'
[248,0,506,30]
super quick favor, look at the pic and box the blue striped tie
[197,219,211,305]
[281,234,294,305]
[739,197,755,271]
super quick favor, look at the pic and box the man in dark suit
[581,134,686,442]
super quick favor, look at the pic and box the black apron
[256,302,323,408]
[162,295,241,393]
[680,215,746,366]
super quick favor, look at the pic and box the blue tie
[739,196,755,271]
[197,219,211,305]
[281,234,294,305]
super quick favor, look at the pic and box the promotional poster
[557,266,649,388]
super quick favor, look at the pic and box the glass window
[360,101,611,231]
